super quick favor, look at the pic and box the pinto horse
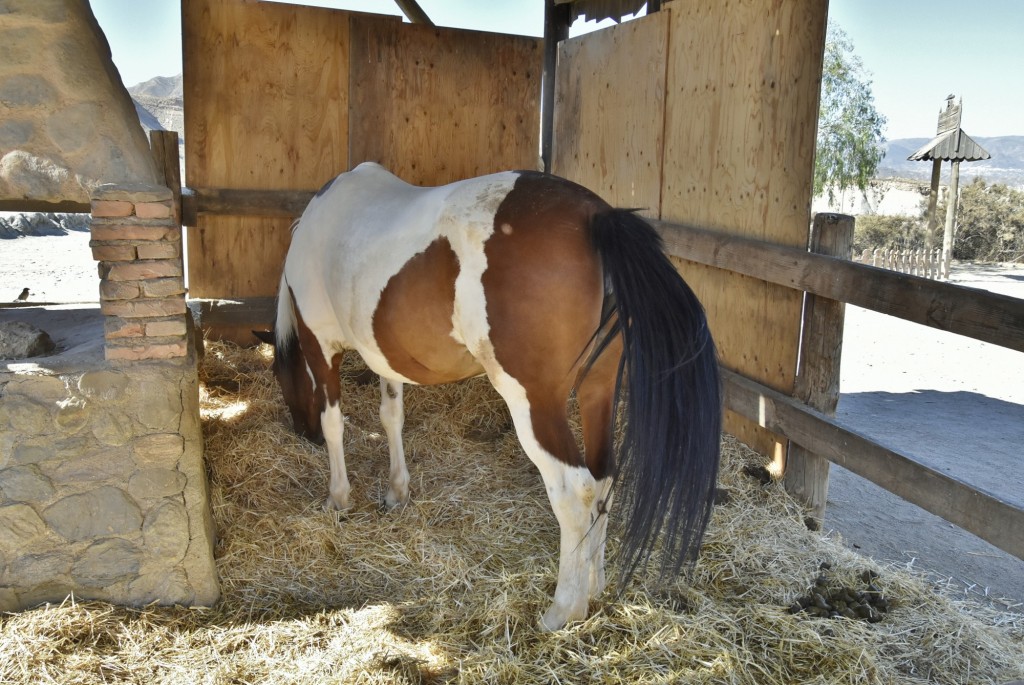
[255,162,721,630]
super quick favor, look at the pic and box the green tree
[814,23,887,203]
[939,177,1024,262]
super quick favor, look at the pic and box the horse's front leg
[321,399,351,511]
[379,377,410,508]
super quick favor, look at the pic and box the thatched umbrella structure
[908,95,991,278]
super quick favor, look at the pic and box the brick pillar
[90,184,188,361]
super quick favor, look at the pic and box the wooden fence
[175,181,1024,564]
[855,247,947,280]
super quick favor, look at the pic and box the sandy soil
[2,231,1022,611]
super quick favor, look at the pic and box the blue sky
[90,0,1024,139]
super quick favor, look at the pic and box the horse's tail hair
[589,208,721,585]
[274,270,298,350]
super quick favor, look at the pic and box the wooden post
[783,212,854,528]
[924,158,942,250]
[942,160,961,279]
[149,130,182,226]
[541,0,570,173]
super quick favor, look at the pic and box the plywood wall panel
[348,20,542,186]
[661,0,827,456]
[182,0,379,340]
[552,12,669,216]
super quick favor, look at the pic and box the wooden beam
[652,219,1024,353]
[189,297,277,329]
[541,0,571,173]
[392,0,433,26]
[150,130,182,225]
[723,368,1024,561]
[180,188,315,225]
[784,213,853,528]
[0,199,91,213]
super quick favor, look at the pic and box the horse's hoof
[323,496,351,513]
[384,488,410,510]
[540,604,585,632]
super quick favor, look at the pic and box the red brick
[91,243,137,261]
[136,241,181,260]
[101,296,185,318]
[92,200,133,218]
[91,224,176,242]
[135,201,172,219]
[106,340,188,361]
[141,278,185,298]
[100,280,141,301]
[145,319,188,337]
[105,261,182,282]
[104,317,145,339]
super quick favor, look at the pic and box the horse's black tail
[589,208,722,585]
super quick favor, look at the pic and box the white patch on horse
[283,163,519,386]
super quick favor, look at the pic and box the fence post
[784,212,854,528]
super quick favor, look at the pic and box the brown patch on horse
[373,237,484,385]
[285,288,343,442]
[484,173,613,469]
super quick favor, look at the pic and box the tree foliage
[814,23,887,201]
[940,177,1024,262]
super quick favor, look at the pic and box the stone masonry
[0,0,159,204]
[0,183,218,611]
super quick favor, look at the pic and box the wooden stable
[182,0,542,342]
[170,0,1024,563]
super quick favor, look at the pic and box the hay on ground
[1,340,1022,684]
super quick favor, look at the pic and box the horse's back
[285,164,611,386]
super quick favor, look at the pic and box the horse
[254,162,721,630]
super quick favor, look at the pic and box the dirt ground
[2,229,1022,612]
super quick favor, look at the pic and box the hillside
[877,135,1024,187]
[128,74,185,181]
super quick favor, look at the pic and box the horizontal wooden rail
[188,298,277,329]
[723,368,1024,561]
[181,188,314,225]
[651,219,1024,353]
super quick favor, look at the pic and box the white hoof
[384,486,409,510]
[323,494,350,512]
[540,602,587,631]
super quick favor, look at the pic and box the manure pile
[1,341,1022,684]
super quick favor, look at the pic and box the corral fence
[854,246,947,280]
[173,172,1024,566]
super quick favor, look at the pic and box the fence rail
[181,188,1024,562]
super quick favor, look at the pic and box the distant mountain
[128,74,184,136]
[128,74,185,181]
[129,74,183,99]
[877,135,1024,188]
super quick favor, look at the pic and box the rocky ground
[2,227,1022,612]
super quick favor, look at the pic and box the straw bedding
[2,341,1022,684]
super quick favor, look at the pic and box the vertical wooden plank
[149,130,181,225]
[348,19,543,187]
[182,0,360,341]
[552,12,668,215]
[542,0,571,173]
[784,213,853,527]
[661,0,828,459]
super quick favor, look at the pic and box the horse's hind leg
[379,377,410,508]
[322,356,351,511]
[491,374,596,630]
[576,338,621,599]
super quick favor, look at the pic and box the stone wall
[0,0,158,204]
[0,183,217,611]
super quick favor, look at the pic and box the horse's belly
[364,235,486,385]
